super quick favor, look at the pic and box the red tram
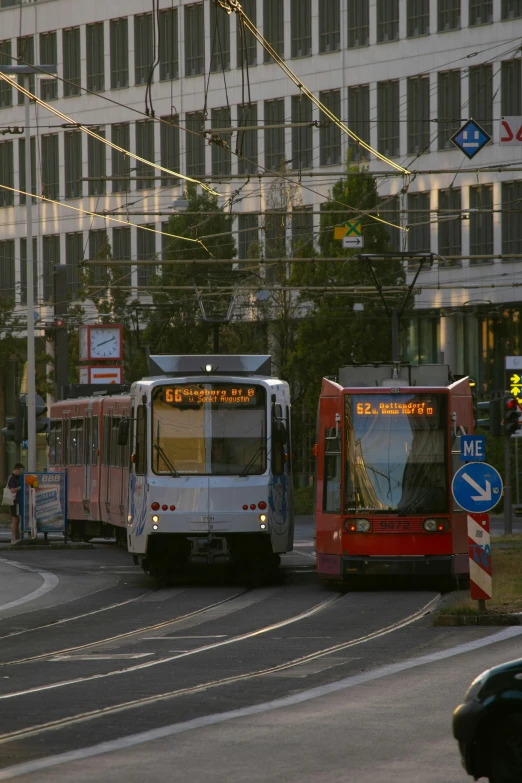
[315,364,473,585]
[48,389,131,544]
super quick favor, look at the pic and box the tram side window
[69,419,80,465]
[111,417,121,467]
[102,415,110,467]
[49,420,62,466]
[323,427,341,513]
[135,404,147,475]
[91,416,99,465]
[62,419,68,466]
[77,419,84,465]
[84,417,91,467]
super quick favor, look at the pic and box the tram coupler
[188,535,230,565]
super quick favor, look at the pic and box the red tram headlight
[250,504,256,510]
[170,505,176,511]
[243,504,248,510]
[344,519,371,533]
[423,518,449,532]
[258,501,267,510]
[151,502,160,511]
[162,505,168,511]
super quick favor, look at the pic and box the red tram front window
[344,393,448,515]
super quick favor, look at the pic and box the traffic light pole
[24,75,36,472]
[504,435,512,535]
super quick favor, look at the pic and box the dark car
[453,657,522,783]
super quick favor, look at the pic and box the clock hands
[94,337,117,348]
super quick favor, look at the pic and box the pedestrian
[8,463,24,545]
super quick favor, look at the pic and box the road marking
[293,549,316,559]
[49,654,155,661]
[142,635,227,639]
[0,559,59,614]
[0,624,520,780]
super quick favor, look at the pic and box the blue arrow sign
[452,462,503,513]
[451,119,491,160]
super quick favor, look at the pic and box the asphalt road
[0,519,517,782]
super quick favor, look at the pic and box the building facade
[0,0,520,402]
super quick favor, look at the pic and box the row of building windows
[0,0,519,106]
[0,59,518,202]
[0,182,522,304]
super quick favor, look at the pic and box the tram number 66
[166,388,182,403]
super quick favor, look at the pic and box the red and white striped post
[467,513,492,611]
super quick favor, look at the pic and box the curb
[433,614,521,627]
[0,542,95,550]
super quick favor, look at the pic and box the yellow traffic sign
[334,220,362,240]
[511,374,521,384]
[511,386,521,396]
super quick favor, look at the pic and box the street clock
[79,325,123,361]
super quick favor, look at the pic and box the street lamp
[0,64,57,471]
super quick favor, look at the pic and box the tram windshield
[151,383,267,476]
[344,393,448,514]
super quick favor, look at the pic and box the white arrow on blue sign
[452,462,503,514]
[451,119,491,160]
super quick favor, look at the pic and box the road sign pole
[504,435,512,535]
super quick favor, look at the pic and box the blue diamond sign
[451,119,491,160]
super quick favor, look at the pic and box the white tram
[121,355,294,579]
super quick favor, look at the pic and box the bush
[294,485,314,515]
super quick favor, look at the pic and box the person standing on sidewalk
[8,463,24,544]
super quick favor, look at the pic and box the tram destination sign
[355,400,437,416]
[159,384,260,406]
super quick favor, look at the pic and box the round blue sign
[451,462,503,514]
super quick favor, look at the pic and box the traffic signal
[1,415,23,443]
[504,397,521,437]
[476,397,501,436]
[35,394,49,434]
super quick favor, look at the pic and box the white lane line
[142,636,227,639]
[293,550,316,559]
[0,559,59,615]
[0,624,520,781]
[49,654,155,661]
[0,596,338,701]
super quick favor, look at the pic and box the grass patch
[435,543,522,619]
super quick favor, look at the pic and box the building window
[185,3,204,76]
[264,98,285,171]
[292,208,314,257]
[502,0,522,19]
[43,235,59,303]
[320,90,341,166]
[18,137,36,204]
[210,1,230,72]
[111,123,130,193]
[186,111,205,176]
[20,237,38,304]
[134,13,153,86]
[407,76,430,154]
[110,18,129,89]
[41,134,59,200]
[264,0,284,61]
[64,131,83,198]
[159,9,178,80]
[265,211,287,259]
[86,23,105,92]
[160,116,180,185]
[291,0,312,58]
[501,60,521,115]
[469,64,493,135]
[237,103,258,174]
[0,240,15,302]
[469,185,493,265]
[88,128,106,196]
[237,0,257,68]
[383,194,402,252]
[319,0,340,53]
[0,40,12,108]
[502,182,522,255]
[137,226,156,288]
[377,80,400,157]
[63,28,81,97]
[0,141,14,208]
[291,95,313,170]
[17,36,34,104]
[377,0,399,43]
[469,0,493,26]
[348,0,369,48]
[135,121,155,189]
[407,0,430,36]
[438,189,461,263]
[112,227,131,287]
[65,232,84,299]
[211,107,232,176]
[39,32,58,100]
[89,229,110,288]
[238,214,259,260]
[438,0,460,30]
[408,192,431,255]
[438,70,461,150]
[348,84,370,162]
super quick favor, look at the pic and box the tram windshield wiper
[153,443,179,477]
[239,444,265,478]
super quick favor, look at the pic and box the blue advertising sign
[451,119,491,160]
[452,462,503,514]
[20,472,67,539]
[460,435,486,462]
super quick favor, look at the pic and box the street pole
[391,308,400,363]
[24,74,36,472]
[504,435,512,535]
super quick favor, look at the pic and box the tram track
[0,593,440,745]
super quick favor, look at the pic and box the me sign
[500,117,522,145]
[460,435,486,462]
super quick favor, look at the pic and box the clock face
[89,328,121,359]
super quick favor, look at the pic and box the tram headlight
[259,514,267,523]
[423,518,449,532]
[344,519,370,533]
[152,524,158,530]
[152,515,159,524]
